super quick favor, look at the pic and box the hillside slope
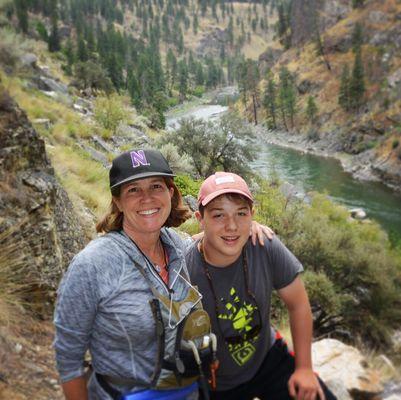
[256,0,401,190]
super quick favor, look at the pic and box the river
[166,104,401,245]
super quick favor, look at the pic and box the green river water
[166,104,401,245]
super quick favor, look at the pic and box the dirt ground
[0,317,63,400]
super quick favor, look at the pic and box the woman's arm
[61,377,88,400]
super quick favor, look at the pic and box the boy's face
[196,195,253,267]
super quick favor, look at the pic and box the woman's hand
[250,221,274,245]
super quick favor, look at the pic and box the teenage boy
[186,172,336,400]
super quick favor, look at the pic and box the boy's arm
[278,276,325,400]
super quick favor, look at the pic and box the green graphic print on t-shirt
[218,287,260,366]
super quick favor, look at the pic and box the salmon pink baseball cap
[198,172,253,207]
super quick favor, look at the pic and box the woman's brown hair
[96,178,192,233]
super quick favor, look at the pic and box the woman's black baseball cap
[109,149,175,195]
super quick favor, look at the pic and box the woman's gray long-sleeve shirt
[53,228,190,398]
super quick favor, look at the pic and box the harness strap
[96,373,123,400]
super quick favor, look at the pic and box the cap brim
[200,189,253,206]
[110,172,176,192]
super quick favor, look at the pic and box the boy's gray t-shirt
[185,236,303,391]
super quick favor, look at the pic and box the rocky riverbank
[256,127,401,193]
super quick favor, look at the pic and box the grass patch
[48,145,110,218]
[0,221,39,328]
[179,217,201,237]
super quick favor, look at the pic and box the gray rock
[312,339,383,398]
[38,76,68,94]
[184,195,198,212]
[370,31,389,46]
[259,47,283,73]
[369,11,388,24]
[290,0,350,46]
[324,378,352,400]
[32,118,51,130]
[388,68,401,88]
[325,33,353,53]
[382,380,401,399]
[79,143,109,167]
[391,330,401,351]
[196,28,230,59]
[0,87,86,309]
[20,53,38,68]
[349,208,367,220]
[92,135,116,154]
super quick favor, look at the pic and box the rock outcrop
[312,339,384,399]
[290,0,351,47]
[0,86,85,307]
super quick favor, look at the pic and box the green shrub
[192,85,205,98]
[165,96,180,108]
[254,182,401,348]
[94,94,131,136]
[174,174,201,198]
[392,139,399,149]
[179,217,201,237]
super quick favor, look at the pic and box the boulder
[290,0,350,46]
[19,53,38,69]
[0,86,86,307]
[184,195,197,212]
[388,68,401,88]
[324,33,353,53]
[38,76,68,94]
[312,339,383,399]
[258,47,283,74]
[196,27,230,59]
[369,11,388,24]
[349,208,367,220]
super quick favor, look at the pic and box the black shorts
[208,339,337,400]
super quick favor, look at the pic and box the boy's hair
[198,193,253,217]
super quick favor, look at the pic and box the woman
[54,149,271,400]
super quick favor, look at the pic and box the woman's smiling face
[113,177,174,237]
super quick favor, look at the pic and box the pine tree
[349,49,365,110]
[352,0,365,8]
[15,0,29,33]
[338,64,350,111]
[193,12,199,35]
[77,35,88,62]
[166,49,177,92]
[178,59,188,102]
[352,23,363,54]
[278,66,297,129]
[195,62,204,86]
[227,16,234,46]
[263,74,277,129]
[246,59,260,125]
[48,15,61,52]
[127,69,142,109]
[63,38,75,75]
[305,95,318,125]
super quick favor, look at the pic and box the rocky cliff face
[290,0,351,46]
[0,86,85,306]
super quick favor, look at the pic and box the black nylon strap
[95,373,122,400]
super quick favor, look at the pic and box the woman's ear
[195,210,203,225]
[112,196,122,212]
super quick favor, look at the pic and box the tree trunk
[252,94,258,125]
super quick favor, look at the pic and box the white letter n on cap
[130,150,150,168]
